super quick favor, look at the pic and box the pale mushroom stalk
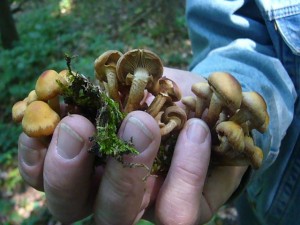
[191,82,212,118]
[105,66,121,102]
[125,68,151,112]
[116,49,163,113]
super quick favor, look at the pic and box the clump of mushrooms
[182,71,269,169]
[12,69,69,138]
[12,49,269,172]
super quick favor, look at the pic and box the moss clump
[58,58,138,163]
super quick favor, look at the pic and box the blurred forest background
[0,0,237,224]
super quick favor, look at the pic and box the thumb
[94,111,161,225]
[156,118,212,225]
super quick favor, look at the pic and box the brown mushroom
[160,105,187,136]
[22,101,60,137]
[181,96,196,116]
[35,69,66,114]
[191,82,212,118]
[147,77,181,117]
[116,49,163,113]
[243,135,264,169]
[12,100,28,123]
[205,72,242,127]
[94,50,123,103]
[214,121,245,154]
[35,70,65,100]
[229,91,269,133]
[26,90,38,105]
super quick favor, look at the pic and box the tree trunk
[0,0,19,49]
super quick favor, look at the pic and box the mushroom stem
[160,106,187,136]
[124,68,150,112]
[147,94,168,117]
[244,136,264,169]
[160,118,180,136]
[191,82,212,118]
[48,95,61,115]
[106,67,120,102]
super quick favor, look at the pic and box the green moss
[58,60,138,163]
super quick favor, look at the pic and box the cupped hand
[18,67,247,225]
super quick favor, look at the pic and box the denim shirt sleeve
[186,0,297,172]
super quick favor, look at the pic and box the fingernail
[19,143,42,166]
[120,116,154,153]
[57,123,84,159]
[186,119,209,145]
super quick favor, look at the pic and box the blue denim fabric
[186,0,299,224]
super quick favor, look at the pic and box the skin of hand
[18,67,247,225]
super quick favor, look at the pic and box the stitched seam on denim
[265,4,300,20]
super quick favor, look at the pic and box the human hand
[18,68,247,224]
[146,68,248,224]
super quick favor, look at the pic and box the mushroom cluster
[12,69,69,137]
[94,49,186,138]
[182,72,269,169]
[12,49,269,173]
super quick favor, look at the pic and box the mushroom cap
[162,105,187,131]
[27,90,38,105]
[157,77,182,101]
[22,101,60,137]
[58,69,74,85]
[116,49,163,91]
[94,50,122,82]
[240,91,268,129]
[35,70,64,101]
[191,82,212,100]
[208,72,242,112]
[12,100,27,123]
[181,96,196,112]
[215,121,245,152]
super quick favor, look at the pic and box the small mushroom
[205,72,242,127]
[214,121,245,154]
[94,50,123,103]
[26,90,38,105]
[22,101,60,137]
[191,82,212,118]
[160,105,187,136]
[229,91,269,133]
[181,96,196,116]
[35,70,65,101]
[35,69,67,114]
[12,100,28,123]
[244,135,264,169]
[116,49,163,113]
[147,77,181,117]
